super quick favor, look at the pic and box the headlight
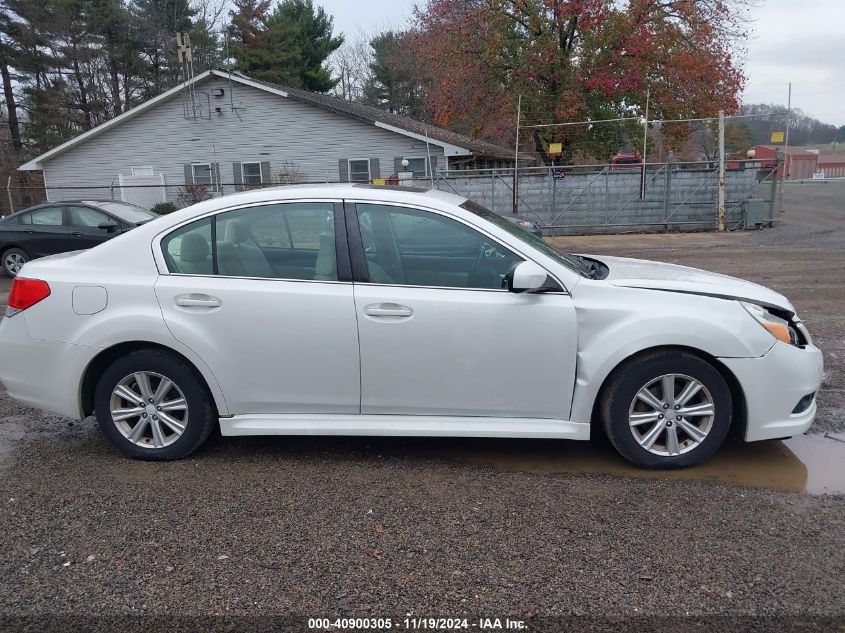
[740,301,802,346]
[516,220,535,230]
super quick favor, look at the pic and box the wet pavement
[436,433,845,495]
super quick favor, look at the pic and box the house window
[131,166,154,176]
[242,162,263,185]
[192,163,214,186]
[348,159,371,182]
[404,157,428,179]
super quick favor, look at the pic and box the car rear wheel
[2,248,28,277]
[600,350,732,469]
[94,349,216,460]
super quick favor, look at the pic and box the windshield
[460,200,591,277]
[92,201,158,223]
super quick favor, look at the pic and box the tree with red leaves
[409,0,748,162]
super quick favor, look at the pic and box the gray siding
[42,77,446,202]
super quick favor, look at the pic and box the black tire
[2,247,29,277]
[599,350,732,469]
[94,348,217,460]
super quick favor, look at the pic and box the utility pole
[717,109,726,231]
[640,86,650,199]
[784,82,792,179]
[513,95,521,214]
[777,82,792,215]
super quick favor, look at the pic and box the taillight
[7,278,51,315]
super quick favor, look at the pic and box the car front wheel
[2,248,29,277]
[94,349,216,460]
[600,350,732,469]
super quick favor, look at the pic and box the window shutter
[429,156,438,177]
[184,164,194,185]
[339,159,349,182]
[394,157,404,175]
[369,158,380,180]
[260,161,271,184]
[232,162,243,191]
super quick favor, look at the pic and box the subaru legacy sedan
[0,185,823,468]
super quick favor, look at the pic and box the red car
[610,152,644,171]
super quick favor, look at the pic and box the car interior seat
[218,219,274,278]
[178,232,212,274]
[313,229,337,281]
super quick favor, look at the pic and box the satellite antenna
[176,32,197,119]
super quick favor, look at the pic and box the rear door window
[24,207,64,226]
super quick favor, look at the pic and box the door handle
[364,303,413,318]
[24,229,33,234]
[71,231,83,236]
[174,294,222,309]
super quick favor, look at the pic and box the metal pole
[424,129,435,187]
[513,94,521,213]
[783,82,792,180]
[717,109,726,231]
[640,86,650,199]
[6,176,13,215]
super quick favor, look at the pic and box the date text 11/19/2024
[307,617,528,630]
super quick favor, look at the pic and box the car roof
[179,183,468,215]
[8,199,127,215]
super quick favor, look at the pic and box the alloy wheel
[109,371,189,449]
[628,373,715,456]
[4,252,26,276]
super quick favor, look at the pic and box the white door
[155,201,360,415]
[351,203,578,420]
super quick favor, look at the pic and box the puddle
[433,433,845,495]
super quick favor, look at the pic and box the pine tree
[229,0,342,92]
[362,31,425,117]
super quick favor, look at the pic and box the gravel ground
[0,183,843,631]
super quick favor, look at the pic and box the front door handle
[71,231,84,236]
[174,294,222,309]
[364,303,413,318]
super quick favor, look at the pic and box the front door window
[356,204,522,289]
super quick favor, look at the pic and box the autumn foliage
[409,0,747,161]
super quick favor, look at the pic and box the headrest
[180,232,209,262]
[224,219,250,244]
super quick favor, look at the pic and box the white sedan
[0,186,823,468]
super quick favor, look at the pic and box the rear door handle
[24,229,33,234]
[71,231,83,236]
[364,303,413,318]
[174,294,222,309]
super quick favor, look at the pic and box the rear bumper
[0,315,90,419]
[720,341,824,442]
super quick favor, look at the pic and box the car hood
[591,255,794,312]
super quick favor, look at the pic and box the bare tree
[329,27,370,101]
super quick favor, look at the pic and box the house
[18,69,514,209]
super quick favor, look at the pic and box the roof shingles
[231,71,514,159]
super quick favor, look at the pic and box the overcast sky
[320,0,844,127]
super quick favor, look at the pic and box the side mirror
[507,261,549,293]
[98,221,118,233]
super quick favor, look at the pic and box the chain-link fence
[3,159,779,235]
[430,159,780,234]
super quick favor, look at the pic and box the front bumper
[720,341,824,442]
